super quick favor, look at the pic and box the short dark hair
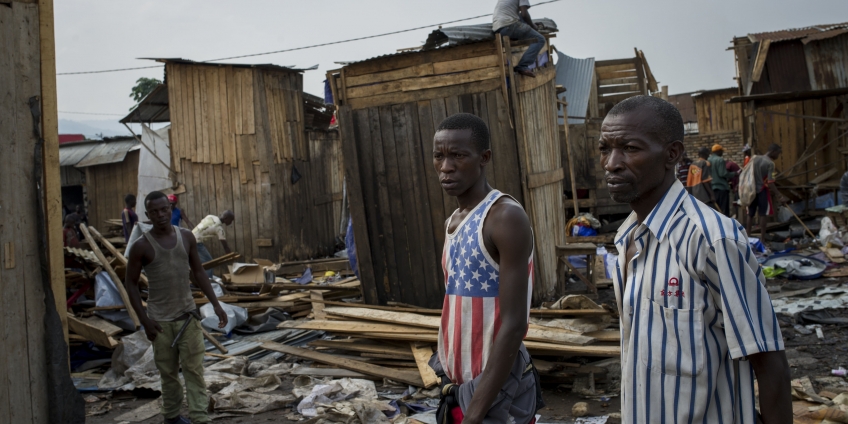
[125,194,136,204]
[607,95,685,145]
[436,113,490,152]
[144,191,167,208]
[767,143,782,153]
[698,146,710,159]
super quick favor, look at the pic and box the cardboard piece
[227,259,275,284]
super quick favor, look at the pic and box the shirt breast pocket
[639,300,706,377]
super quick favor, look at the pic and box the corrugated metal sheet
[421,18,557,50]
[120,83,170,123]
[144,58,310,73]
[749,22,848,43]
[59,141,99,167]
[74,138,139,168]
[804,31,848,90]
[758,40,811,94]
[554,52,594,124]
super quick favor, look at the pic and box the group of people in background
[678,142,788,243]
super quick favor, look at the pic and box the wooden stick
[200,326,229,354]
[87,225,148,287]
[559,101,580,217]
[785,206,817,240]
[79,224,140,328]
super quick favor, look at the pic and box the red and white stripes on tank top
[437,189,534,384]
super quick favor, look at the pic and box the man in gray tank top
[126,191,229,424]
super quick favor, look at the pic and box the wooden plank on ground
[310,291,327,319]
[261,342,425,386]
[355,333,620,357]
[309,339,414,357]
[79,224,140,328]
[410,343,439,388]
[324,307,595,345]
[67,315,118,348]
[278,319,438,335]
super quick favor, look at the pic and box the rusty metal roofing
[121,83,170,124]
[59,140,100,167]
[423,18,557,50]
[554,51,594,124]
[73,138,139,168]
[805,31,848,90]
[748,22,848,43]
[142,58,312,73]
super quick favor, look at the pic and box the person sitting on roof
[492,0,546,78]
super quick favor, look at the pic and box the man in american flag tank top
[428,113,540,424]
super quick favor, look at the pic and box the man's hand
[144,319,163,342]
[214,305,229,329]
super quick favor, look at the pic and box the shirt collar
[615,179,688,246]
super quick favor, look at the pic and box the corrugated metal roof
[805,31,848,91]
[143,58,311,73]
[554,51,594,124]
[748,22,848,43]
[59,141,100,167]
[74,138,139,168]
[121,83,170,124]
[423,18,557,50]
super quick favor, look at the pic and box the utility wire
[59,111,126,116]
[57,0,563,76]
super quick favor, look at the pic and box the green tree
[129,77,162,109]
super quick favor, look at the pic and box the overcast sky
[55,0,845,124]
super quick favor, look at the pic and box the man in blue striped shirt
[600,95,791,424]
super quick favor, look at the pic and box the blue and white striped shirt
[613,179,784,424]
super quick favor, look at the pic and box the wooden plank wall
[84,151,140,230]
[514,66,567,303]
[0,1,50,421]
[60,166,84,186]
[754,97,846,186]
[166,63,340,262]
[339,41,567,307]
[694,90,743,135]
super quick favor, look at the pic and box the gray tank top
[142,226,196,321]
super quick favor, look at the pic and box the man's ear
[480,149,492,167]
[667,141,684,169]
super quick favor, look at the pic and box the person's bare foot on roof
[516,69,536,78]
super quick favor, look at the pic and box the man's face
[599,110,678,204]
[223,215,234,226]
[769,149,782,160]
[145,197,172,229]
[433,129,490,197]
[128,199,137,208]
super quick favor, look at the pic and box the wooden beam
[750,40,771,83]
[527,167,564,189]
[67,315,118,348]
[39,0,68,348]
[261,342,425,387]
[776,103,844,178]
[636,49,659,93]
[79,224,140,328]
[353,333,620,357]
[560,102,579,216]
[409,343,439,388]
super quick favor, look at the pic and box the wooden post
[38,0,68,348]
[79,224,141,328]
[559,100,580,217]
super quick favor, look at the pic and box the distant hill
[58,119,130,139]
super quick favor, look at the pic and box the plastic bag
[201,301,247,334]
[93,271,136,330]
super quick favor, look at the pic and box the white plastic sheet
[200,301,247,334]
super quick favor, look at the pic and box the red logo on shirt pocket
[668,277,679,287]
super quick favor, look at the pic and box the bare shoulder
[487,196,531,228]
[128,235,152,261]
[179,227,196,240]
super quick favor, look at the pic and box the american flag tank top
[437,189,534,384]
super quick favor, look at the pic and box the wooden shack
[58,137,141,231]
[123,60,343,262]
[1,0,82,421]
[330,36,566,307]
[729,23,848,191]
[556,50,662,217]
